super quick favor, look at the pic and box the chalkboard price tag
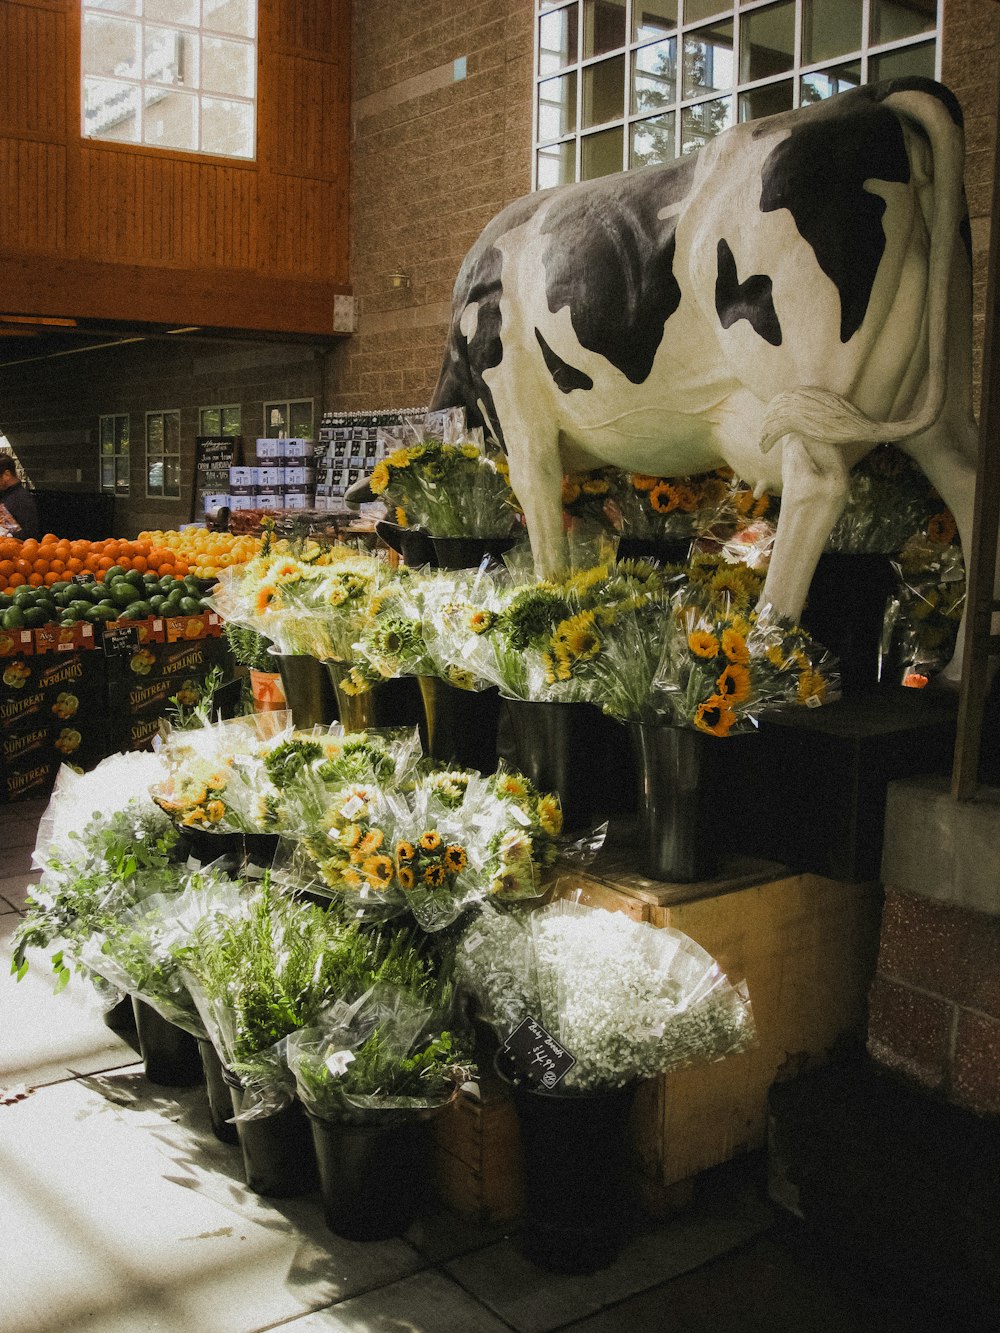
[103,624,140,655]
[73,572,96,585]
[502,1016,576,1091]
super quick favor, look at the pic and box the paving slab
[0,869,41,911]
[276,1269,511,1332]
[0,1074,425,1333]
[0,913,143,1090]
[444,1171,776,1333]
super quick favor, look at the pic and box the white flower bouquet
[457,899,755,1092]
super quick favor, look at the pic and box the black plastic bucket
[198,1040,239,1144]
[131,998,204,1087]
[223,1068,317,1197]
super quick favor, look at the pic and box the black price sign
[503,1016,576,1090]
[102,624,140,656]
[73,572,96,585]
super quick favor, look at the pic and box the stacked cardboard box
[223,440,317,513]
[0,641,111,800]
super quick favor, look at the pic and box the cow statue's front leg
[760,434,852,625]
[506,433,566,580]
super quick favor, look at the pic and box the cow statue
[430,76,984,683]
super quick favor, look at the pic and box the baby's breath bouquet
[369,436,521,538]
[457,899,755,1093]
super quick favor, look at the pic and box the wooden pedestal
[434,848,882,1221]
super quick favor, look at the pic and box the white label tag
[464,930,485,954]
[341,795,365,818]
[324,1049,356,1077]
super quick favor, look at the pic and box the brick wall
[326,0,534,412]
[870,779,1000,1117]
[941,0,1000,399]
[2,336,326,535]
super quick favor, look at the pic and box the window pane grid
[82,1,257,160]
[146,410,182,499]
[534,0,939,182]
[99,413,130,496]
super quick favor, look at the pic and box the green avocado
[2,606,25,628]
[110,581,141,608]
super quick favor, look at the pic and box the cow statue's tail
[759,86,965,455]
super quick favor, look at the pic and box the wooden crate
[432,848,882,1223]
[432,1073,523,1223]
[553,851,883,1212]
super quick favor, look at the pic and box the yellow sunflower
[423,864,446,888]
[721,628,750,664]
[631,473,658,491]
[369,461,390,494]
[798,669,828,704]
[358,828,384,855]
[688,629,720,659]
[362,853,395,887]
[927,510,957,545]
[395,840,415,863]
[694,695,738,736]
[419,830,442,853]
[398,865,415,890]
[205,799,226,824]
[561,479,582,504]
[340,824,362,849]
[537,794,563,836]
[444,844,468,873]
[717,663,752,703]
[468,609,497,634]
[649,481,677,513]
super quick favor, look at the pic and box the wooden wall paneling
[0,139,67,255]
[276,0,348,58]
[0,1,68,139]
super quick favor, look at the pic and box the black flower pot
[801,552,898,697]
[496,1052,637,1274]
[307,1110,435,1241]
[241,832,281,873]
[616,536,691,566]
[418,677,501,773]
[272,652,339,728]
[375,520,438,568]
[102,995,141,1053]
[131,998,204,1087]
[325,664,426,741]
[428,535,517,570]
[198,1039,239,1144]
[628,722,723,883]
[501,698,633,830]
[173,826,244,871]
[223,1068,318,1198]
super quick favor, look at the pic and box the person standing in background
[0,454,40,541]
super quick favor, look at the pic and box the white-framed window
[199,403,242,436]
[98,413,130,495]
[81,1,258,160]
[146,410,182,498]
[533,0,940,187]
[263,399,314,439]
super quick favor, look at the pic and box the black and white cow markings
[534,329,594,395]
[714,238,782,347]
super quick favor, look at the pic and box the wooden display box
[434,848,882,1222]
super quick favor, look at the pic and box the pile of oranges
[138,528,261,578]
[0,535,191,592]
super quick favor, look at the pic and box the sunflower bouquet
[369,436,522,538]
[613,468,735,543]
[151,712,292,834]
[653,595,839,735]
[426,560,666,703]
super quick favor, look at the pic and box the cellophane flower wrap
[150,711,293,833]
[652,592,840,735]
[79,871,242,1038]
[342,568,487,694]
[287,980,472,1125]
[883,534,966,686]
[426,558,666,703]
[178,878,370,1118]
[457,899,755,1092]
[561,467,736,548]
[369,432,521,538]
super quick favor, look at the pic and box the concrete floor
[1,797,928,1333]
